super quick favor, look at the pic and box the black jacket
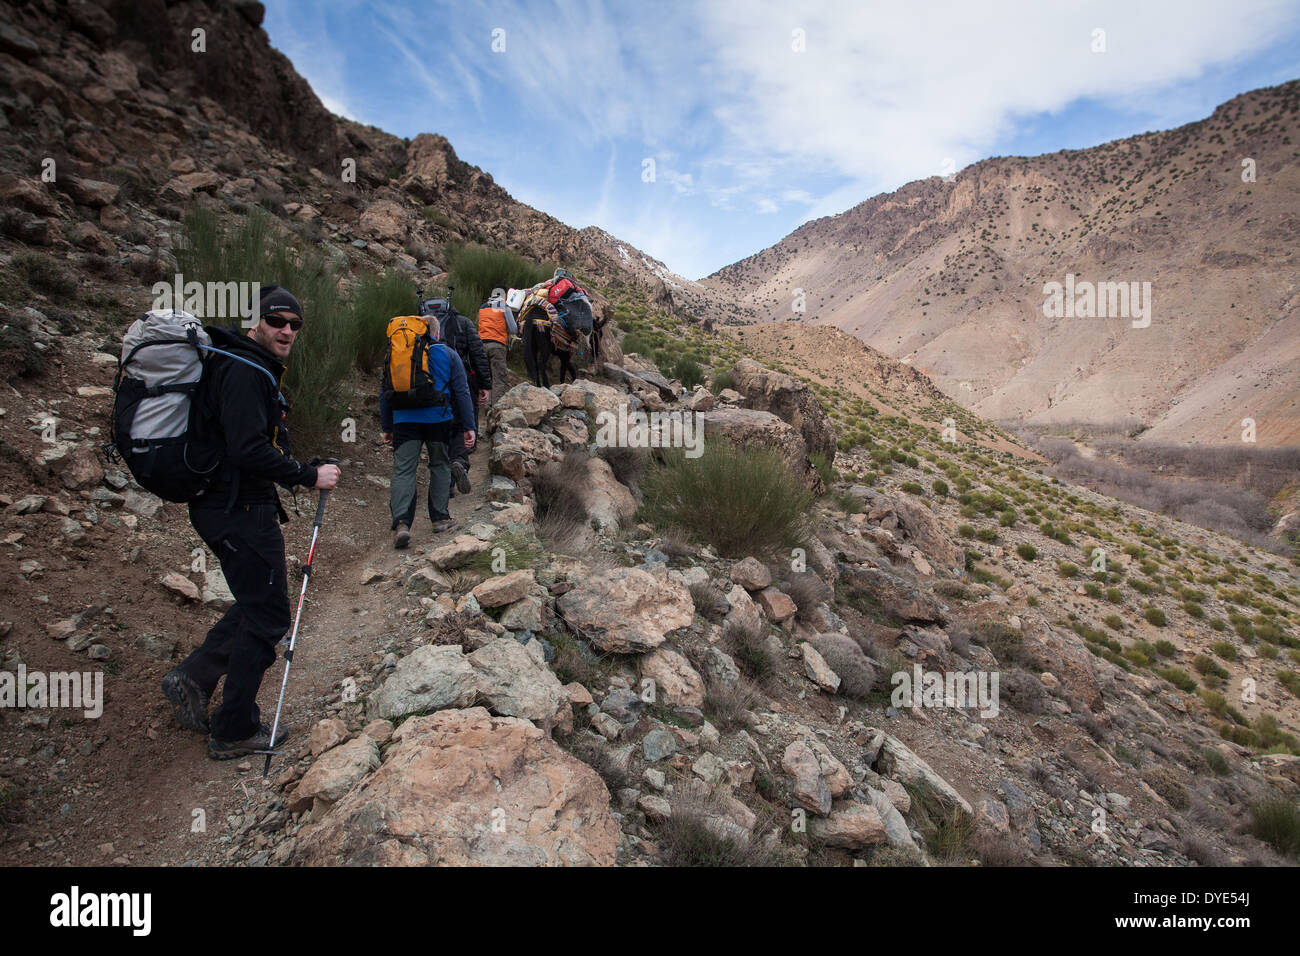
[438,309,491,393]
[191,326,318,507]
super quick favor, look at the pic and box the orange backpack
[477,306,509,345]
[382,316,451,409]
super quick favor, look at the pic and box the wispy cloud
[262,0,1300,279]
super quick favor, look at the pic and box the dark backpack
[105,310,280,502]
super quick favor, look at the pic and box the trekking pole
[262,457,339,778]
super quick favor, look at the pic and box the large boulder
[367,644,477,720]
[781,735,850,817]
[488,383,560,430]
[638,647,706,708]
[730,358,837,463]
[808,802,888,849]
[701,407,821,492]
[557,567,694,653]
[292,708,619,866]
[471,569,535,608]
[872,729,973,817]
[489,427,562,481]
[288,736,381,815]
[578,456,636,532]
[565,379,631,422]
[871,496,963,577]
[467,638,568,729]
[358,199,409,242]
[842,565,946,624]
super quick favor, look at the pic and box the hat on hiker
[260,285,303,321]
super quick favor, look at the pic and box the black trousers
[179,501,290,741]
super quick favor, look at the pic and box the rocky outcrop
[292,708,619,866]
[701,407,822,492]
[557,567,695,653]
[730,358,836,463]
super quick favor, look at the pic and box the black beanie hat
[259,285,303,321]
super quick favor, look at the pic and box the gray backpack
[105,309,278,502]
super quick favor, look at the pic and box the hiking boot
[430,519,459,534]
[393,523,410,549]
[161,668,210,733]
[207,722,290,761]
[451,460,472,494]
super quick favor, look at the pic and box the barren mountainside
[701,81,1300,447]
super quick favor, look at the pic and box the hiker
[380,309,477,548]
[426,297,491,493]
[161,286,341,760]
[477,287,517,407]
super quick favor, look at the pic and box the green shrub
[443,241,553,318]
[350,267,420,371]
[1199,689,1228,718]
[998,509,1016,527]
[1103,613,1123,630]
[1154,639,1176,656]
[15,251,78,295]
[1015,543,1037,561]
[809,452,834,490]
[932,479,949,497]
[1279,670,1300,698]
[1193,654,1229,679]
[1211,641,1237,661]
[958,524,976,538]
[638,439,811,558]
[175,206,354,447]
[710,369,734,394]
[1084,583,1102,599]
[900,481,925,496]
[1249,797,1300,858]
[975,528,999,543]
[1144,606,1167,627]
[1131,579,1154,596]
[670,355,706,390]
[1058,562,1079,579]
[1155,666,1196,692]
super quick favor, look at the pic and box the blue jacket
[380,341,477,433]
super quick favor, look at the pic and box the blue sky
[264,0,1300,280]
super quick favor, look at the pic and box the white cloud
[697,0,1297,196]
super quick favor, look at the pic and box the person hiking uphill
[161,286,341,760]
[380,309,477,548]
[478,287,517,408]
[426,296,490,494]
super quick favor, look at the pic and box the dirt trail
[0,423,495,866]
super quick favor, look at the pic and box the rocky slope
[701,80,1300,447]
[0,0,696,311]
[0,0,1298,869]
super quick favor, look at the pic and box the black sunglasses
[261,312,303,331]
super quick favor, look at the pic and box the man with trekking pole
[161,286,341,760]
